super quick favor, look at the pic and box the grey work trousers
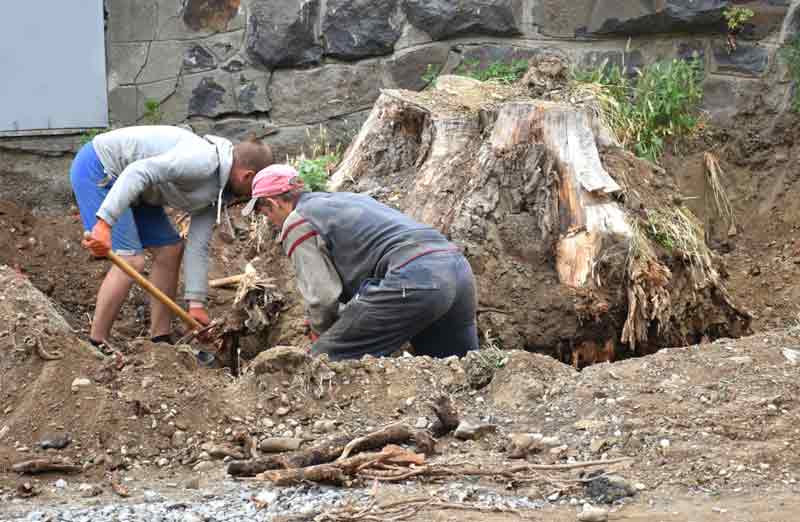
[312,251,479,361]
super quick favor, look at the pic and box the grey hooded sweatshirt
[92,125,233,304]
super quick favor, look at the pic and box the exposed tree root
[228,424,432,477]
[258,446,424,486]
[12,459,81,474]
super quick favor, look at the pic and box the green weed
[780,35,800,112]
[723,6,754,32]
[290,126,342,192]
[456,58,529,84]
[422,64,441,85]
[295,155,340,192]
[143,98,163,125]
[572,58,704,163]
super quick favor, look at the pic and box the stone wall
[1,0,799,208]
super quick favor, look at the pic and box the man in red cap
[243,164,479,361]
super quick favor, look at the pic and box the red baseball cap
[241,164,304,216]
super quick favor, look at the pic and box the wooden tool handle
[105,251,204,330]
[209,274,246,288]
[83,229,203,330]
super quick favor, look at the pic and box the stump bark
[330,76,750,365]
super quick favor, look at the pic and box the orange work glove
[82,219,112,258]
[304,319,320,342]
[188,306,210,326]
[189,305,211,342]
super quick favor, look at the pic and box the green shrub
[780,35,800,112]
[572,58,704,163]
[456,58,529,84]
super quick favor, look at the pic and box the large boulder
[322,0,402,60]
[711,42,770,77]
[402,0,523,40]
[182,0,241,32]
[537,0,788,38]
[246,0,322,69]
[587,0,726,35]
[269,63,383,125]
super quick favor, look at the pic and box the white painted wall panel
[0,0,108,132]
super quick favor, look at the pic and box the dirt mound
[0,267,252,487]
[0,200,105,329]
[2,270,799,512]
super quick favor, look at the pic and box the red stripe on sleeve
[287,231,319,258]
[280,218,309,242]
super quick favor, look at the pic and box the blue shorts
[69,141,181,256]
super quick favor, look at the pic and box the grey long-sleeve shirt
[92,125,233,304]
[279,210,343,334]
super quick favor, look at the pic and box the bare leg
[90,255,146,342]
[148,241,184,338]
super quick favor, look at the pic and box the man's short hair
[234,137,273,172]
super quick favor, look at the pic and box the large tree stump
[330,76,750,365]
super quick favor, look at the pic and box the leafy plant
[295,154,340,192]
[780,35,800,112]
[290,126,342,192]
[422,64,441,85]
[143,98,163,125]
[723,6,754,52]
[723,6,754,33]
[572,58,704,163]
[456,58,529,84]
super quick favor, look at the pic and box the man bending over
[71,125,273,350]
[242,164,479,361]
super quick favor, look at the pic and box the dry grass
[248,214,273,254]
[646,207,717,286]
[621,220,672,350]
[703,152,736,233]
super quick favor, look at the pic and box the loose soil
[2,110,800,519]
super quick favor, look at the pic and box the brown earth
[662,115,800,334]
[2,267,800,519]
[1,105,800,519]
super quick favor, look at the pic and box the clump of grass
[456,58,529,84]
[780,35,800,112]
[571,57,704,163]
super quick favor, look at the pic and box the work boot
[150,333,176,345]
[89,338,116,357]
